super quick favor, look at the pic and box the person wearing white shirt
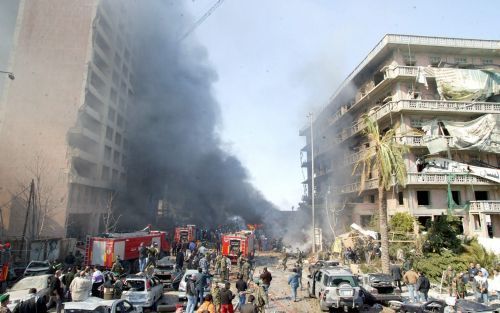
[475,270,489,305]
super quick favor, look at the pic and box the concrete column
[491,215,500,238]
[479,213,488,238]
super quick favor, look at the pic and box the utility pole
[308,112,316,254]
[19,179,35,260]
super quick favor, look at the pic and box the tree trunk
[378,186,390,273]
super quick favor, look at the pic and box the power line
[179,0,225,42]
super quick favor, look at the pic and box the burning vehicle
[153,257,183,289]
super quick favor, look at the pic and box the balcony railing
[336,99,500,144]
[395,135,455,147]
[469,201,500,213]
[339,178,378,194]
[407,173,493,185]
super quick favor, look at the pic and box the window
[360,215,371,227]
[451,191,461,205]
[369,195,375,203]
[398,192,404,205]
[112,169,119,182]
[115,132,122,146]
[482,59,493,65]
[117,114,124,128]
[101,166,110,181]
[455,56,467,64]
[429,55,441,67]
[107,107,116,122]
[104,146,111,160]
[403,53,416,66]
[417,191,430,206]
[474,191,489,201]
[106,126,113,140]
[113,150,120,164]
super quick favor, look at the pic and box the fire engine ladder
[83,236,91,266]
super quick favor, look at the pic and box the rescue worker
[147,242,159,268]
[138,242,148,272]
[215,254,222,276]
[111,256,124,275]
[220,255,228,281]
[0,294,11,313]
[211,280,222,313]
[252,280,267,313]
[241,260,251,283]
[281,253,288,271]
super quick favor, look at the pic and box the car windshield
[326,276,358,287]
[127,279,145,291]
[11,276,48,291]
[157,264,174,270]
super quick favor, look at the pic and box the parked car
[121,274,163,310]
[395,299,497,313]
[6,274,52,311]
[178,269,211,301]
[153,257,183,289]
[307,267,363,312]
[64,297,142,313]
[358,273,401,303]
[23,260,51,277]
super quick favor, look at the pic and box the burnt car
[359,273,401,303]
[395,299,498,313]
[308,260,342,275]
[153,257,183,289]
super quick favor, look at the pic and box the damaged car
[393,298,498,313]
[358,273,401,304]
[153,257,183,289]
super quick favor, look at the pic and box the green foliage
[389,212,416,233]
[360,259,382,274]
[425,214,461,253]
[413,250,468,283]
[461,238,498,272]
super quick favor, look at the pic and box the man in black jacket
[13,288,47,313]
[220,282,235,313]
[390,263,403,292]
[416,271,430,302]
[46,271,63,313]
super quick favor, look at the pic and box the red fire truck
[221,231,255,263]
[84,229,170,272]
[0,243,11,286]
[174,225,197,243]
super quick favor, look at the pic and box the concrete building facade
[300,35,500,239]
[0,0,133,239]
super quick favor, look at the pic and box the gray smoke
[121,1,278,229]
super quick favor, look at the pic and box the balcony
[68,126,100,143]
[469,201,500,213]
[339,178,378,194]
[395,135,455,147]
[343,148,374,165]
[407,172,494,185]
[69,147,98,164]
[336,99,500,144]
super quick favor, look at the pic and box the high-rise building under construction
[0,0,134,238]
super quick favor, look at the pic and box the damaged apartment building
[0,1,134,238]
[301,35,499,240]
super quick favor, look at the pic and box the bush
[413,250,468,283]
[424,214,461,253]
[389,212,416,233]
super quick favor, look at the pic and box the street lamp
[307,112,316,254]
[0,70,15,80]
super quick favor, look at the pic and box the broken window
[474,191,489,201]
[403,53,416,66]
[429,56,441,67]
[369,195,375,203]
[451,191,461,205]
[417,191,430,206]
[398,192,404,205]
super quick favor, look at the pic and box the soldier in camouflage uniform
[241,260,251,283]
[252,281,267,313]
[220,256,228,281]
[215,254,222,276]
[211,281,221,313]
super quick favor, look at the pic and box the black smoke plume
[121,1,278,229]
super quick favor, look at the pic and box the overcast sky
[183,0,499,211]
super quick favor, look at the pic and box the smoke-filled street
[0,0,500,313]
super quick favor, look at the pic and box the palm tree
[353,115,408,273]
